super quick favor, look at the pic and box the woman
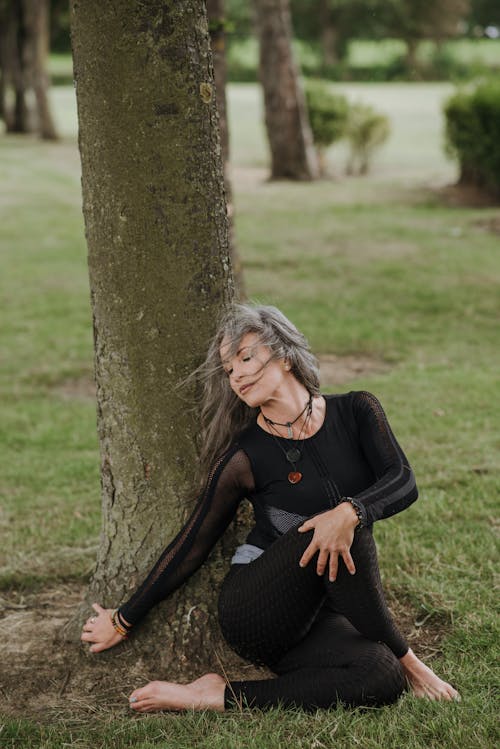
[82,304,459,711]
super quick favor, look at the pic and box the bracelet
[339,497,364,529]
[111,609,129,639]
[116,608,133,633]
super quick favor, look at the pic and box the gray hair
[194,304,320,484]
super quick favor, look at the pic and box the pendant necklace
[261,394,313,439]
[262,395,313,484]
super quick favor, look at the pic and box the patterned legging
[218,526,408,710]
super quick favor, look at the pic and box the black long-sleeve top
[120,391,418,625]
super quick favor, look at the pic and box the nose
[230,364,243,381]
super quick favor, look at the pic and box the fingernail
[129,697,137,703]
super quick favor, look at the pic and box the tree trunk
[319,0,338,67]
[1,1,32,133]
[23,0,58,140]
[404,37,420,78]
[68,0,247,676]
[253,0,319,180]
[0,0,57,137]
[207,0,246,299]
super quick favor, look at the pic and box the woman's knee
[356,643,406,705]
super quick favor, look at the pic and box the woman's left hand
[81,603,125,653]
[297,502,360,582]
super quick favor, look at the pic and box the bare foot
[400,649,460,701]
[128,673,226,713]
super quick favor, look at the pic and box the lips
[239,382,254,396]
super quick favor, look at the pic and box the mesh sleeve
[119,446,254,625]
[351,391,418,526]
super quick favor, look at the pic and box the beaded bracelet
[339,496,364,529]
[111,609,129,639]
[116,608,133,633]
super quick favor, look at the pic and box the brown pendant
[288,471,302,484]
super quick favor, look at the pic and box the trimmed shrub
[304,80,349,175]
[444,80,500,197]
[345,104,390,175]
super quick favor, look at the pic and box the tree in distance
[0,0,58,138]
[253,0,319,180]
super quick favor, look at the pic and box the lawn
[0,82,498,748]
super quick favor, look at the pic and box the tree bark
[68,0,246,676]
[253,0,319,180]
[207,0,246,299]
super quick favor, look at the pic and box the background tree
[207,0,246,298]
[467,0,500,30]
[290,0,385,67]
[381,0,470,71]
[69,0,248,675]
[253,0,319,180]
[0,0,57,138]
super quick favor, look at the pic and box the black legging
[218,527,408,710]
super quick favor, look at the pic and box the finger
[89,641,108,653]
[297,520,314,533]
[81,632,97,642]
[299,541,317,568]
[328,552,339,582]
[316,549,329,576]
[342,549,356,575]
[92,602,106,615]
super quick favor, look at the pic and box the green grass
[1,83,499,747]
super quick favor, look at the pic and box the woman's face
[219,331,289,408]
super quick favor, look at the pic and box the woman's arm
[349,391,418,527]
[81,446,253,651]
[298,391,417,577]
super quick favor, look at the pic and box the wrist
[338,497,364,529]
[110,609,132,639]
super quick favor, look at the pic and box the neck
[259,380,311,424]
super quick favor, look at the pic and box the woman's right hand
[80,602,126,653]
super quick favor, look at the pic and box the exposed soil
[436,182,499,208]
[53,374,96,401]
[1,582,451,722]
[318,354,390,386]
